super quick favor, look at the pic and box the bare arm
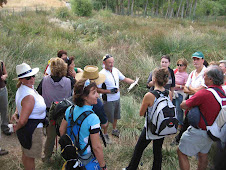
[97,87,111,94]
[170,87,175,95]
[180,100,189,110]
[90,133,106,168]
[59,119,68,136]
[184,85,205,95]
[122,77,135,84]
[13,95,35,132]
[139,93,155,116]
[147,81,154,88]
[1,62,8,81]
[76,68,83,73]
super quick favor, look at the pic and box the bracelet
[180,85,182,89]
[101,164,107,169]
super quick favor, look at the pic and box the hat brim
[192,56,203,59]
[13,68,39,80]
[75,72,106,85]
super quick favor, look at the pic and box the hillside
[0,8,225,170]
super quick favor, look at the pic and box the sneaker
[2,129,12,136]
[103,134,112,144]
[112,129,120,138]
[122,168,127,170]
[0,149,9,156]
[170,139,179,146]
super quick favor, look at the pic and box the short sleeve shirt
[185,66,206,88]
[98,67,125,101]
[65,105,100,155]
[185,85,224,130]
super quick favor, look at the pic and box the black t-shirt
[147,67,175,91]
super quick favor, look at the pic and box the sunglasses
[177,64,184,67]
[103,54,112,61]
[25,75,35,80]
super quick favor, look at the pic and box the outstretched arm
[122,77,135,84]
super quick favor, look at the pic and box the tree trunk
[169,0,175,18]
[120,0,124,15]
[176,0,183,18]
[151,0,155,16]
[189,0,193,17]
[181,4,184,18]
[144,0,149,17]
[155,0,159,16]
[165,0,171,18]
[127,0,130,15]
[192,0,197,18]
[116,0,120,14]
[105,0,108,9]
[131,0,134,16]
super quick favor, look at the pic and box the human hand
[110,88,118,94]
[11,112,19,123]
[1,75,7,81]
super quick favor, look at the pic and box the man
[171,52,207,146]
[219,60,226,85]
[177,65,225,170]
[98,54,135,142]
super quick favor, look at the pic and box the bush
[55,7,71,19]
[70,0,93,16]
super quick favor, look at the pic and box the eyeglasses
[177,64,184,67]
[25,75,35,80]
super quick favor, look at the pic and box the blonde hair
[16,81,22,88]
[50,58,67,77]
[177,58,188,68]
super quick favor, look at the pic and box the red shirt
[186,85,225,130]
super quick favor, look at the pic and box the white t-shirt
[98,67,125,101]
[185,66,207,91]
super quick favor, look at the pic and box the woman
[125,68,172,170]
[60,79,107,170]
[37,57,72,162]
[67,56,83,79]
[12,63,46,169]
[173,59,188,129]
[147,55,175,93]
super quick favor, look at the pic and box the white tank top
[16,84,46,128]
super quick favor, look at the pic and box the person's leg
[0,87,9,133]
[22,152,35,170]
[152,138,164,170]
[101,121,108,134]
[113,119,117,130]
[177,148,190,170]
[43,122,56,161]
[127,128,152,170]
[175,94,184,127]
[197,152,208,170]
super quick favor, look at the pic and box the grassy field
[0,7,225,169]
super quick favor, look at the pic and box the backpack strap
[151,90,169,99]
[207,88,226,108]
[69,106,93,155]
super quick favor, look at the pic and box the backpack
[59,106,93,170]
[48,98,73,136]
[147,90,178,137]
[204,88,226,141]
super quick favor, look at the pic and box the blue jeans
[175,93,184,125]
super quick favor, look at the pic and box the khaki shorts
[22,128,43,158]
[103,99,120,123]
[179,126,213,156]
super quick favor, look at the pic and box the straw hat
[75,65,105,85]
[13,63,39,80]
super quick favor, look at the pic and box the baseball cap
[192,52,204,59]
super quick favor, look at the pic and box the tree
[0,0,7,7]
[131,0,135,16]
[71,0,93,16]
[144,0,149,16]
[127,0,131,15]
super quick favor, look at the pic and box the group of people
[0,50,225,170]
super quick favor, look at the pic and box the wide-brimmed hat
[75,65,105,85]
[13,63,39,80]
[192,52,204,59]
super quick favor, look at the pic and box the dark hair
[57,50,67,58]
[73,79,97,107]
[67,56,75,66]
[203,60,209,67]
[206,65,224,86]
[153,68,169,87]
[161,55,170,62]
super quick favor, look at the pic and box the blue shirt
[65,105,100,155]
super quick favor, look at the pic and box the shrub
[55,7,71,19]
[70,0,93,16]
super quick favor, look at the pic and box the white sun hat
[13,63,39,80]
